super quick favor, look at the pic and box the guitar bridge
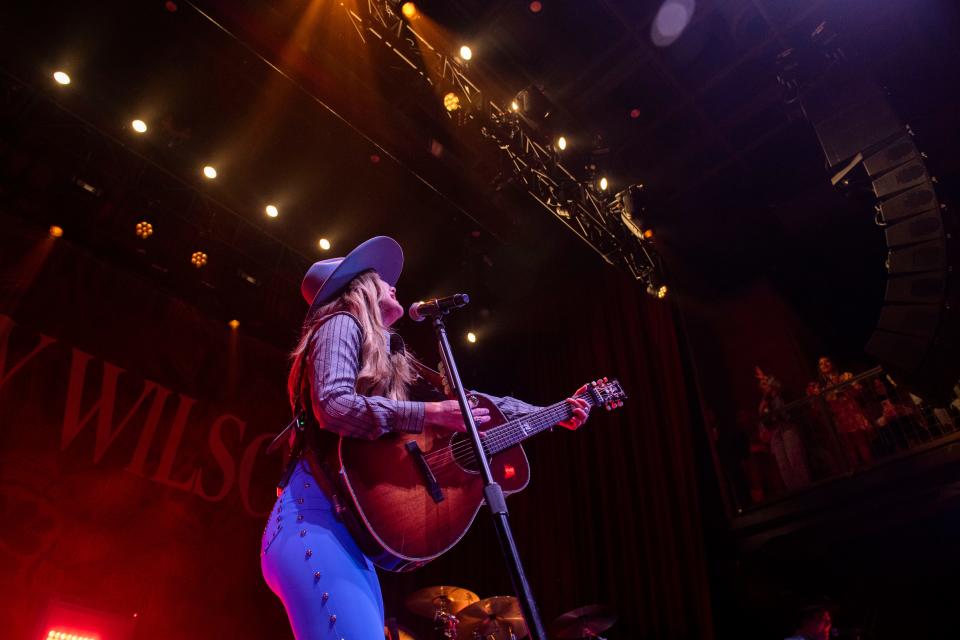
[405,441,444,503]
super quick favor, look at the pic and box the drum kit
[402,586,616,640]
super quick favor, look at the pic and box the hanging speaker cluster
[865,135,950,374]
[778,22,957,398]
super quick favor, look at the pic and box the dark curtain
[380,263,714,640]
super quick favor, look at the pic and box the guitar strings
[419,393,589,468]
[418,384,618,471]
[430,391,594,463]
[421,396,579,464]
[419,405,571,472]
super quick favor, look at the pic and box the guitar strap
[275,315,379,556]
[275,316,347,505]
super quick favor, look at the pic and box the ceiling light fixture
[443,92,461,112]
[135,221,154,239]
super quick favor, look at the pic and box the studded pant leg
[261,462,385,640]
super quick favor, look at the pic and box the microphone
[408,294,470,322]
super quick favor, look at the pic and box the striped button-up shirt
[308,312,541,440]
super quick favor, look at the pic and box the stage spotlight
[401,2,417,18]
[265,204,279,218]
[228,319,240,329]
[191,251,208,268]
[319,238,331,251]
[467,332,477,343]
[135,221,153,239]
[647,283,668,298]
[630,108,641,119]
[443,92,461,112]
[202,165,217,179]
[643,229,654,239]
[46,632,96,640]
[651,0,695,47]
[49,225,64,237]
[557,136,567,151]
[529,1,542,13]
[510,100,520,112]
[599,177,609,191]
[512,85,554,123]
[131,119,147,133]
[459,45,473,61]
[52,71,71,85]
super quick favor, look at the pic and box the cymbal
[457,596,529,640]
[385,625,419,640]
[406,585,480,618]
[552,605,616,639]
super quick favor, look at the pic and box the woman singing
[260,236,590,640]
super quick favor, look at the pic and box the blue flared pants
[261,460,385,640]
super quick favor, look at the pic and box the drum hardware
[551,605,616,640]
[406,585,481,640]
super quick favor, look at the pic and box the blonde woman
[260,236,589,640]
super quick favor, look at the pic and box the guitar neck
[484,392,590,456]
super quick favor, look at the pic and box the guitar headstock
[587,377,627,411]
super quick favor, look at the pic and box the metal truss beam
[344,0,666,292]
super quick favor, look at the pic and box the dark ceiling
[1,0,958,352]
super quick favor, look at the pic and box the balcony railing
[714,367,960,513]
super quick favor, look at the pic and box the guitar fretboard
[483,391,592,455]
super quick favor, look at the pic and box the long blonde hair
[288,270,417,412]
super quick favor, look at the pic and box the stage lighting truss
[344,0,666,293]
[482,103,663,285]
[345,1,482,120]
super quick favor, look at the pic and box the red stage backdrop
[0,220,289,638]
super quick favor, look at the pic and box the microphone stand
[430,312,547,640]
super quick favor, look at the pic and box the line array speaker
[781,21,958,399]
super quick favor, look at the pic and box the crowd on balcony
[718,357,960,508]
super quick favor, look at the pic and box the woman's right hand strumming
[425,400,490,432]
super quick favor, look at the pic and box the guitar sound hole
[448,433,491,474]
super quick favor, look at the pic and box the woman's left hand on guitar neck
[558,384,591,430]
[439,361,590,430]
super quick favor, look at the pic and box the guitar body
[336,395,530,571]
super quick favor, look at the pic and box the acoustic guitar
[326,377,627,571]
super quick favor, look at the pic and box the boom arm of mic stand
[430,313,547,640]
